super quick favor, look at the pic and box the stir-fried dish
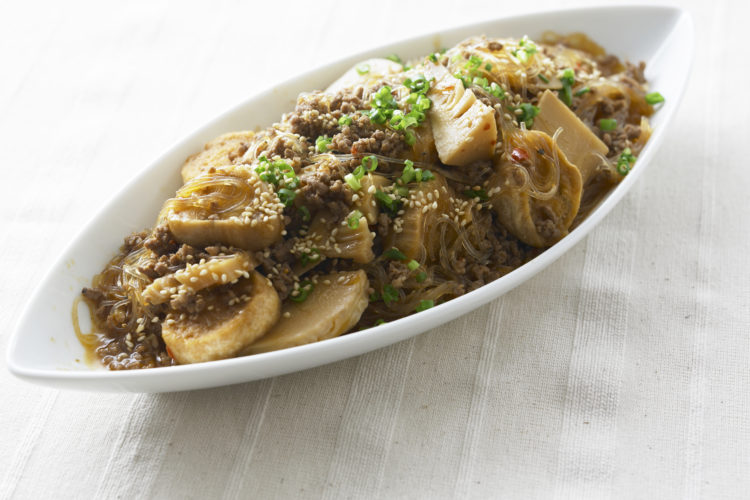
[76,32,664,369]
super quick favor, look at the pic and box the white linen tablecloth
[1,0,748,498]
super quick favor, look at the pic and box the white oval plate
[7,5,693,393]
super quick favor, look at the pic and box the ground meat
[387,261,410,288]
[96,333,173,370]
[486,218,526,270]
[81,286,104,304]
[254,239,297,301]
[124,231,148,253]
[624,123,641,140]
[596,54,622,76]
[266,131,308,164]
[137,243,204,279]
[170,291,207,315]
[144,224,177,255]
[286,89,408,158]
[625,61,647,84]
[228,143,249,162]
[342,122,407,158]
[488,41,503,51]
[81,286,111,325]
[286,89,365,140]
[603,123,642,158]
[297,168,353,221]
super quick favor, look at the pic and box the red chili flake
[510,147,529,163]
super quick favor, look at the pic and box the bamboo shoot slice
[304,210,375,264]
[425,64,497,167]
[532,90,608,183]
[244,270,369,354]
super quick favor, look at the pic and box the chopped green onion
[455,72,470,88]
[465,55,482,70]
[369,108,387,124]
[368,85,399,125]
[404,75,430,94]
[386,54,403,65]
[315,135,332,153]
[560,68,575,85]
[347,210,363,229]
[352,165,365,179]
[407,260,420,271]
[598,118,617,131]
[575,87,590,96]
[616,148,636,175]
[374,319,386,326]
[298,205,310,222]
[338,115,352,126]
[291,281,314,302]
[420,169,435,181]
[382,284,399,304]
[384,247,407,260]
[416,271,427,283]
[517,103,540,128]
[645,92,665,105]
[278,188,296,207]
[472,76,489,88]
[485,62,493,71]
[255,155,299,189]
[512,36,538,63]
[369,292,380,302]
[415,299,434,312]
[558,68,576,106]
[488,82,505,99]
[374,190,393,209]
[413,94,431,111]
[299,249,319,267]
[400,160,416,184]
[356,63,370,75]
[362,155,378,172]
[344,173,361,191]
[559,86,572,106]
[537,73,550,83]
[463,188,488,202]
[395,185,410,197]
[404,129,416,146]
[428,53,438,62]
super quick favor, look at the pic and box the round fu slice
[164,166,285,251]
[162,270,280,364]
[244,270,369,355]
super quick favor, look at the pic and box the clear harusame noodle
[76,32,663,369]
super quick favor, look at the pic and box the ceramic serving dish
[7,5,693,392]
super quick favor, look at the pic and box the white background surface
[1,0,747,498]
